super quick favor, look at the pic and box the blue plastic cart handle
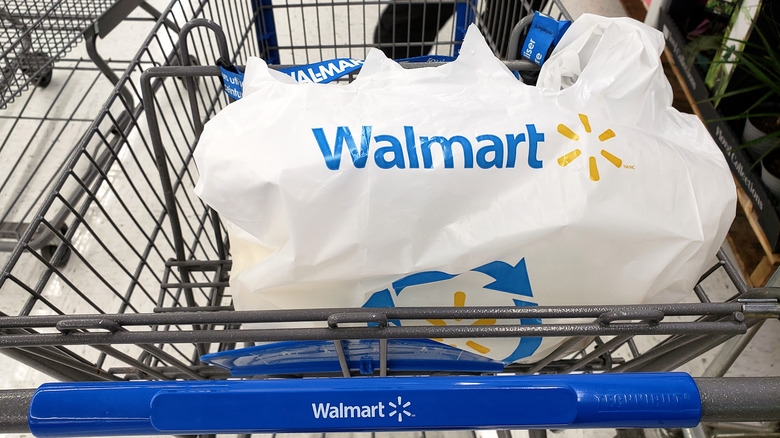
[29,373,701,437]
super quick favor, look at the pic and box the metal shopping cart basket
[0,0,185,108]
[0,0,191,269]
[0,0,779,436]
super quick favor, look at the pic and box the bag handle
[538,14,672,126]
[220,55,457,100]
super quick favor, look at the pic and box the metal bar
[718,248,749,295]
[379,338,388,377]
[179,19,231,138]
[90,0,144,37]
[694,284,711,303]
[107,364,230,380]
[161,154,223,358]
[0,346,107,382]
[525,337,586,374]
[22,219,120,314]
[171,150,221,271]
[165,259,232,268]
[10,345,119,382]
[92,345,172,381]
[682,424,708,438]
[165,259,233,272]
[0,303,749,328]
[696,377,780,422]
[696,259,725,285]
[161,282,230,289]
[0,114,95,122]
[83,28,135,108]
[626,338,641,358]
[333,340,352,377]
[208,209,228,274]
[0,321,748,349]
[701,321,765,378]
[560,335,632,374]
[98,11,214,321]
[614,317,765,373]
[139,58,541,81]
[154,306,234,313]
[138,1,180,34]
[0,389,34,433]
[553,0,572,20]
[611,333,714,373]
[135,343,206,381]
[141,47,225,278]
[139,56,201,355]
[507,14,536,61]
[83,118,172,314]
[47,184,158,311]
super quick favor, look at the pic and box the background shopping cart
[0,0,186,269]
[0,0,778,436]
[0,0,182,108]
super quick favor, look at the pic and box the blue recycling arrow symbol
[361,257,541,363]
[472,259,533,297]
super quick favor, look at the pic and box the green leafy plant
[706,15,780,159]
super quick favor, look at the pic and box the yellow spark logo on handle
[557,114,623,181]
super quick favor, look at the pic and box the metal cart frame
[0,0,778,435]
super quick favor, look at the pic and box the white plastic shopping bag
[194,16,736,364]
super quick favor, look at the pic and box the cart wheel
[21,51,53,87]
[33,66,53,87]
[41,224,71,268]
[1,66,14,95]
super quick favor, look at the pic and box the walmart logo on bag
[312,115,632,179]
[218,58,365,100]
[363,258,542,363]
[556,113,631,181]
[282,58,365,84]
[312,125,545,170]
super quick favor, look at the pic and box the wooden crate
[728,186,780,286]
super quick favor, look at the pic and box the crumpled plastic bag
[193,16,735,363]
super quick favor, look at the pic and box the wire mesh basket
[0,0,193,269]
[248,0,569,64]
[0,0,778,435]
[0,0,122,108]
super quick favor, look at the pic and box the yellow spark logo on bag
[556,114,625,181]
[426,291,497,355]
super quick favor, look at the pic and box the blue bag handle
[520,11,572,66]
[219,55,457,100]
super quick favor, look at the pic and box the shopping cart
[0,0,181,108]
[0,0,186,268]
[0,0,778,436]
